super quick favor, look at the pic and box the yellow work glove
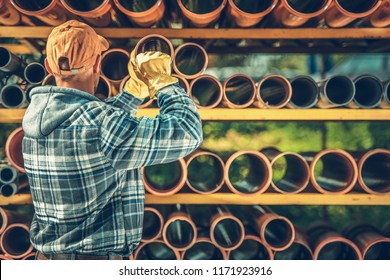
[124,49,150,99]
[136,51,178,99]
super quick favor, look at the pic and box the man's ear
[44,59,53,74]
[93,55,101,74]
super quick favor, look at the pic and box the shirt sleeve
[99,84,203,171]
[103,91,144,117]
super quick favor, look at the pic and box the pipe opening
[290,77,319,108]
[136,242,177,260]
[286,0,329,14]
[94,77,110,100]
[6,128,25,172]
[364,241,390,260]
[101,51,129,81]
[117,0,157,12]
[166,220,195,249]
[175,45,206,77]
[323,76,355,105]
[25,63,45,84]
[232,0,275,13]
[0,184,17,197]
[1,226,30,257]
[142,210,162,240]
[191,77,221,107]
[230,238,271,260]
[225,76,255,106]
[361,153,390,194]
[214,218,243,249]
[0,166,17,183]
[144,161,183,193]
[354,76,382,108]
[259,77,290,107]
[182,0,224,14]
[183,241,224,260]
[317,241,361,260]
[313,153,355,193]
[62,0,106,12]
[0,47,11,68]
[136,37,172,57]
[1,85,24,108]
[274,243,312,260]
[272,154,309,193]
[228,153,270,194]
[264,218,294,249]
[187,154,224,193]
[336,0,380,14]
[12,0,52,12]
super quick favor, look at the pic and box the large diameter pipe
[142,159,187,196]
[182,231,228,260]
[0,207,31,235]
[273,228,313,260]
[343,223,390,260]
[186,150,225,194]
[317,75,355,108]
[133,240,181,260]
[226,0,277,27]
[304,149,358,194]
[119,75,154,108]
[261,147,310,194]
[325,0,382,28]
[24,62,46,85]
[5,127,25,173]
[228,233,273,260]
[189,74,223,109]
[224,150,272,195]
[348,75,383,108]
[288,75,319,108]
[0,0,22,25]
[101,48,130,89]
[254,74,292,109]
[173,43,208,80]
[162,205,197,251]
[94,75,112,100]
[10,0,71,26]
[178,0,227,27]
[356,149,390,195]
[0,84,28,109]
[0,223,33,259]
[222,74,256,109]
[273,0,332,27]
[113,0,165,27]
[0,47,26,77]
[370,0,390,27]
[307,223,363,260]
[134,34,174,59]
[60,0,112,27]
[142,206,164,242]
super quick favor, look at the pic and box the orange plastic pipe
[173,43,208,80]
[370,0,390,27]
[94,75,112,100]
[177,0,227,27]
[228,234,274,260]
[133,239,181,260]
[172,74,190,94]
[254,74,292,109]
[101,48,130,89]
[42,74,56,86]
[134,34,174,59]
[181,234,228,260]
[0,0,22,25]
[189,74,223,109]
[273,228,313,260]
[222,74,256,109]
[5,127,25,173]
[142,206,164,242]
[226,0,277,27]
[0,223,33,259]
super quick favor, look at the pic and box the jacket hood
[22,86,100,138]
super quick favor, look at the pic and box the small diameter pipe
[182,234,228,260]
[10,0,70,26]
[261,147,310,194]
[94,75,112,100]
[357,149,390,195]
[162,205,197,251]
[113,0,165,27]
[22,252,36,260]
[5,127,25,173]
[226,0,277,27]
[307,223,363,260]
[317,75,355,108]
[177,0,228,27]
[142,206,164,242]
[273,0,332,27]
[24,62,46,85]
[254,74,292,109]
[0,84,28,108]
[380,80,390,108]
[0,223,33,259]
[228,234,273,260]
[288,75,319,108]
[273,228,313,260]
[101,48,130,88]
[186,151,225,194]
[325,0,382,28]
[0,46,26,77]
[305,149,358,194]
[0,0,22,26]
[173,43,208,80]
[42,74,56,86]
[142,158,187,196]
[370,0,390,27]
[134,34,174,58]
[133,240,181,260]
[343,223,390,260]
[60,0,112,27]
[348,75,383,108]
[222,74,256,109]
[0,165,18,184]
[119,75,154,108]
[224,150,272,195]
[172,74,190,94]
[189,74,223,109]
[0,174,29,197]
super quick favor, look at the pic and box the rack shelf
[1,193,389,206]
[1,109,389,123]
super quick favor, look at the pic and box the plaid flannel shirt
[22,84,202,256]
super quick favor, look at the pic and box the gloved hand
[124,49,149,99]
[135,51,178,99]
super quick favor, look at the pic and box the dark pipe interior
[166,220,194,249]
[1,226,30,256]
[0,47,11,68]
[324,76,355,105]
[43,75,56,86]
[191,78,221,107]
[364,242,390,260]
[290,77,319,108]
[188,154,224,192]
[62,0,105,12]
[361,153,390,193]
[182,0,224,14]
[118,0,157,12]
[136,242,177,260]
[274,243,312,260]
[214,218,243,249]
[183,241,224,260]
[1,86,24,108]
[354,77,383,108]
[233,0,275,13]
[317,241,360,260]
[228,154,269,194]
[175,45,206,76]
[259,77,290,106]
[0,184,17,197]
[337,0,380,14]
[142,210,162,240]
[101,51,129,81]
[25,63,46,84]
[137,38,172,56]
[225,76,254,105]
[144,161,182,192]
[264,219,293,249]
[287,0,329,14]
[12,0,52,11]
[94,77,110,100]
[230,238,271,260]
[0,166,17,184]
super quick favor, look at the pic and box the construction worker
[22,20,202,260]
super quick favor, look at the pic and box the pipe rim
[333,0,382,18]
[101,48,130,83]
[370,1,390,27]
[60,0,111,17]
[173,43,208,80]
[134,34,174,60]
[259,215,295,251]
[0,47,13,70]
[313,236,363,260]
[177,0,227,19]
[228,234,274,260]
[24,62,46,85]
[94,75,112,100]
[0,0,21,25]
[223,74,256,109]
[133,240,181,260]
[5,127,25,173]
[189,74,223,109]
[0,223,33,259]
[0,183,17,197]
[273,240,314,260]
[256,74,292,108]
[162,213,198,251]
[10,0,59,16]
[0,165,18,184]
[321,75,355,106]
[353,75,383,108]
[362,238,390,259]
[0,84,26,108]
[224,150,272,196]
[384,80,390,104]
[142,207,164,242]
[42,74,56,86]
[280,0,333,18]
[210,213,245,251]
[21,252,36,260]
[0,207,8,235]
[228,0,278,18]
[182,237,228,260]
[113,0,164,18]
[289,75,319,108]
[172,74,190,94]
